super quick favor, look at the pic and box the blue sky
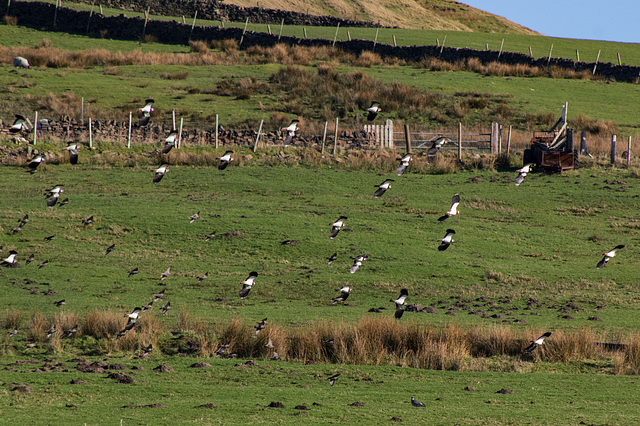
[461,1,640,43]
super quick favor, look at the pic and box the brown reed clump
[3,310,22,329]
[84,309,123,339]
[189,40,209,54]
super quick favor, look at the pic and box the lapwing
[280,239,299,245]
[126,307,141,322]
[46,325,57,338]
[18,214,29,226]
[332,285,351,304]
[205,232,216,241]
[350,255,368,274]
[189,212,200,223]
[38,260,49,269]
[62,325,77,338]
[43,235,56,242]
[391,288,409,319]
[1,250,18,266]
[427,137,449,156]
[137,98,155,115]
[329,216,347,239]
[46,193,61,208]
[142,344,153,357]
[411,396,426,407]
[239,271,258,299]
[153,165,167,184]
[327,253,337,265]
[265,338,275,349]
[254,318,267,336]
[65,142,79,165]
[282,119,299,146]
[25,342,37,350]
[58,198,69,207]
[366,102,381,121]
[11,224,23,235]
[25,253,35,265]
[160,267,171,280]
[142,301,154,312]
[82,215,94,227]
[161,301,171,315]
[438,194,460,222]
[28,155,45,174]
[53,299,66,307]
[515,163,534,187]
[438,229,455,251]
[105,244,115,255]
[396,154,412,176]
[137,112,151,128]
[523,332,552,354]
[117,320,136,338]
[374,179,393,198]
[153,289,166,301]
[162,129,178,155]
[44,185,64,198]
[597,244,625,269]
[218,150,234,171]
[10,114,29,133]
[9,327,18,337]
[128,268,139,278]
[328,373,340,386]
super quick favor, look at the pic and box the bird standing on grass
[373,179,393,198]
[391,289,409,319]
[411,396,426,407]
[329,216,347,239]
[396,154,412,176]
[239,271,258,299]
[366,102,381,121]
[438,229,455,251]
[523,332,552,354]
[515,163,534,187]
[218,150,234,170]
[332,285,351,304]
[596,245,625,269]
[438,194,460,222]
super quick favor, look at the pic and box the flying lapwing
[137,98,155,115]
[160,267,171,280]
[10,114,29,133]
[153,289,166,301]
[142,344,153,358]
[189,212,200,223]
[218,150,234,171]
[11,224,23,235]
[47,325,57,339]
[28,155,45,174]
[65,142,79,165]
[105,244,115,255]
[53,299,66,307]
[327,253,337,265]
[82,215,94,227]
[396,154,412,176]
[427,137,449,156]
[161,301,171,315]
[329,216,347,239]
[197,272,208,283]
[126,307,141,322]
[239,271,258,299]
[332,285,351,304]
[38,260,49,269]
[142,301,154,312]
[523,332,552,354]
[280,239,299,245]
[18,214,29,227]
[117,319,136,338]
[374,179,393,198]
[205,232,216,241]
[597,244,625,269]
[366,102,381,121]
[254,318,267,336]
[283,119,299,146]
[162,129,178,155]
[411,396,426,407]
[438,194,460,222]
[43,235,55,242]
[438,229,455,251]
[153,165,167,184]
[1,250,18,266]
[25,253,35,265]
[515,163,534,187]
[62,325,78,338]
[44,185,64,198]
[46,193,61,208]
[137,111,151,128]
[265,338,275,349]
[128,268,139,278]
[328,373,340,386]
[9,327,18,338]
[58,198,69,207]
[350,255,368,274]
[391,289,409,319]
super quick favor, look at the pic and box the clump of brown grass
[570,114,617,136]
[36,92,82,117]
[84,310,123,339]
[3,310,22,329]
[4,15,18,26]
[160,70,189,80]
[355,51,382,68]
[189,40,209,54]
[27,311,49,343]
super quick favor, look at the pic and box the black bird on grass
[43,235,56,243]
[53,299,66,307]
[366,102,381,121]
[597,245,625,269]
[373,179,393,198]
[218,150,234,171]
[391,289,409,319]
[328,373,340,386]
[329,216,347,239]
[25,253,35,265]
[189,212,200,223]
[62,325,77,338]
[411,396,426,407]
[161,301,171,315]
[523,332,552,354]
[65,142,79,165]
[58,198,69,207]
[396,154,412,176]
[46,193,61,208]
[153,289,166,301]
[9,327,18,338]
[105,244,115,255]
[38,260,49,269]
[438,194,460,222]
[437,229,455,251]
[332,285,351,304]
[239,271,258,299]
[142,344,153,358]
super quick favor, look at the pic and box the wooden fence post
[611,135,616,165]
[188,11,198,42]
[347,31,351,41]
[332,23,339,46]
[253,120,263,152]
[576,49,580,61]
[277,18,284,41]
[239,17,248,46]
[142,6,150,40]
[33,111,38,145]
[490,122,498,154]
[385,119,393,148]
[546,44,553,66]
[404,124,411,153]
[178,118,183,148]
[172,110,176,130]
[498,124,502,153]
[506,125,512,156]
[81,97,84,124]
[528,46,533,57]
[393,35,397,47]
[497,38,504,60]
[86,2,94,33]
[127,112,132,148]
[438,34,446,57]
[332,117,339,155]
[580,130,587,154]
[617,52,622,66]
[99,4,102,14]
[303,27,307,39]
[373,28,379,51]
[592,50,601,75]
[53,0,59,27]
[321,121,328,154]
[215,114,219,149]
[457,122,462,161]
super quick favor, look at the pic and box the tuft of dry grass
[3,15,18,26]
[84,310,123,339]
[3,310,22,329]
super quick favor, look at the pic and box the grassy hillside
[223,0,540,34]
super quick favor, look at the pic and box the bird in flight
[438,229,455,251]
[332,285,351,304]
[218,150,234,171]
[427,137,449,156]
[162,129,178,155]
[523,332,552,354]
[10,114,29,133]
[65,142,79,165]
[373,179,393,198]
[438,194,460,222]
[27,155,45,174]
[160,267,172,280]
[515,164,534,187]
[596,244,625,269]
[328,373,340,386]
[239,271,258,299]
[282,119,299,146]
[189,212,200,223]
[137,98,155,115]
[105,244,115,255]
[390,288,409,319]
[153,165,168,184]
[327,252,337,265]
[396,154,412,176]
[350,255,368,274]
[329,216,347,239]
[366,102,381,121]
